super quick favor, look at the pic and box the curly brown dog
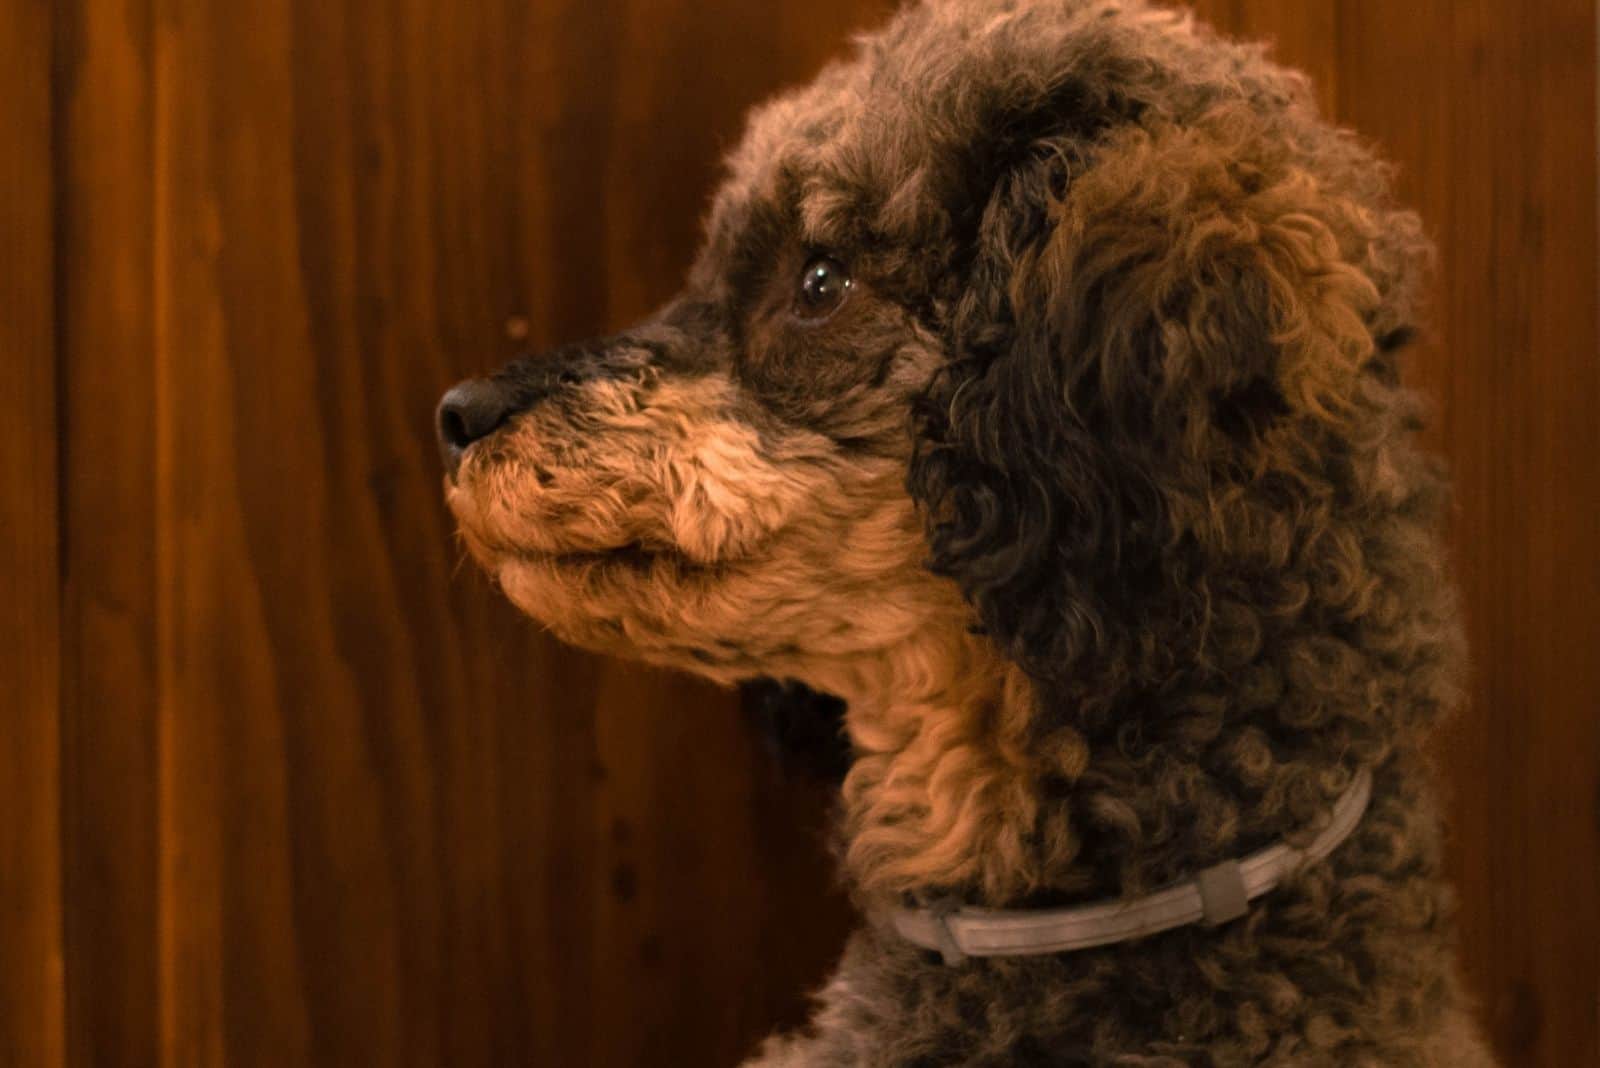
[437,1,1496,1063]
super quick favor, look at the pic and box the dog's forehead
[707,8,1008,247]
[699,0,1304,259]
[706,2,1127,242]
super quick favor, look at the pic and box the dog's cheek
[661,420,831,564]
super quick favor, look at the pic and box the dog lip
[523,540,698,573]
[551,542,668,568]
[506,538,747,581]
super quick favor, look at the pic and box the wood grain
[17,2,1600,1066]
[56,1,163,1064]
[0,1,65,1064]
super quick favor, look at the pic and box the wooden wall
[2,0,66,1063]
[4,1,1595,1065]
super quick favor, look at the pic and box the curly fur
[440,1,1495,1063]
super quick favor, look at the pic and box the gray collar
[886,768,1373,965]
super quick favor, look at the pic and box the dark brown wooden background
[4,1,1595,1065]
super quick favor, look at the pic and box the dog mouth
[541,541,679,571]
[506,538,715,578]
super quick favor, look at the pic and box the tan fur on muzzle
[444,366,957,687]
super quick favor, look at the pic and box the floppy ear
[910,110,1427,710]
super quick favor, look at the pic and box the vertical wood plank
[1336,2,1600,1065]
[0,0,66,1064]
[55,0,163,1064]
[150,3,234,1063]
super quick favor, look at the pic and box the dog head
[440,0,1445,900]
[437,237,961,685]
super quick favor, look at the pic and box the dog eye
[794,255,852,320]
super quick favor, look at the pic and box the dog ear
[910,111,1425,710]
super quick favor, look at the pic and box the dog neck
[810,629,1049,908]
[807,626,1375,914]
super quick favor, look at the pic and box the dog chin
[487,549,772,679]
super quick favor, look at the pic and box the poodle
[436,1,1496,1063]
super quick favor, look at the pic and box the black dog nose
[436,378,518,475]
